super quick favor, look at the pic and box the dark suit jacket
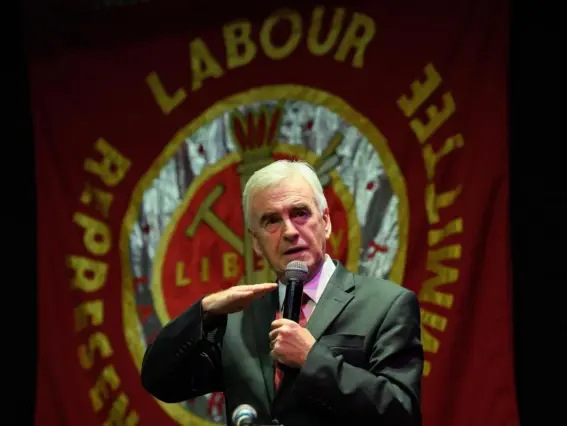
[141,261,424,426]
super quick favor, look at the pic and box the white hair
[242,160,328,228]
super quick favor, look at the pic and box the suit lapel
[251,289,278,404]
[273,262,355,406]
[306,262,355,341]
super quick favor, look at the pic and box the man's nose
[282,218,299,239]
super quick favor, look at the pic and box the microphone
[232,404,257,426]
[282,261,309,323]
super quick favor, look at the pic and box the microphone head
[232,404,257,426]
[284,261,309,283]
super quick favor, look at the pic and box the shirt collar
[278,255,336,310]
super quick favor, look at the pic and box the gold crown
[230,104,284,174]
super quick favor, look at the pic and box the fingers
[269,328,278,342]
[229,290,254,300]
[226,283,277,309]
[271,318,292,329]
[236,283,278,293]
[269,319,295,340]
[232,283,277,303]
[269,334,279,357]
[207,283,277,315]
[270,349,279,362]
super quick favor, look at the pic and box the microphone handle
[279,279,305,375]
[282,278,304,323]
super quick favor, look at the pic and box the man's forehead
[251,183,315,214]
[258,198,312,212]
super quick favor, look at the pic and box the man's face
[249,175,332,280]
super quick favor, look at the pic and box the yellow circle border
[120,85,409,425]
[149,145,363,333]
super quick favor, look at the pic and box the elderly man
[141,160,424,426]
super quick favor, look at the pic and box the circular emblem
[121,85,408,425]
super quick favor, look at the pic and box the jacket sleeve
[140,297,227,403]
[294,290,424,425]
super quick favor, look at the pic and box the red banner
[32,0,518,425]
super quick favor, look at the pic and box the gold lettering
[397,63,442,118]
[190,38,224,91]
[421,307,447,333]
[75,300,104,332]
[67,256,108,292]
[419,245,461,309]
[186,185,244,254]
[145,71,187,115]
[102,393,139,426]
[425,183,462,225]
[84,138,132,187]
[223,252,239,278]
[89,364,120,412]
[334,12,376,67]
[223,20,257,69]
[176,262,191,286]
[307,7,345,56]
[260,9,302,60]
[329,230,343,256]
[411,92,456,144]
[423,360,431,376]
[73,213,111,256]
[420,326,440,354]
[78,332,113,370]
[80,184,114,218]
[201,257,210,282]
[428,218,463,247]
[420,308,439,377]
[423,134,465,181]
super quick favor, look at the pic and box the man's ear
[323,208,332,239]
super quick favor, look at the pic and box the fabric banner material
[32,0,517,425]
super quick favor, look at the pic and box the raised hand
[201,283,278,315]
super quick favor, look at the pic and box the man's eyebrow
[292,203,310,209]
[259,211,279,222]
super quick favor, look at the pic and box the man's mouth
[284,247,307,255]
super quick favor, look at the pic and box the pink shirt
[278,255,337,321]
